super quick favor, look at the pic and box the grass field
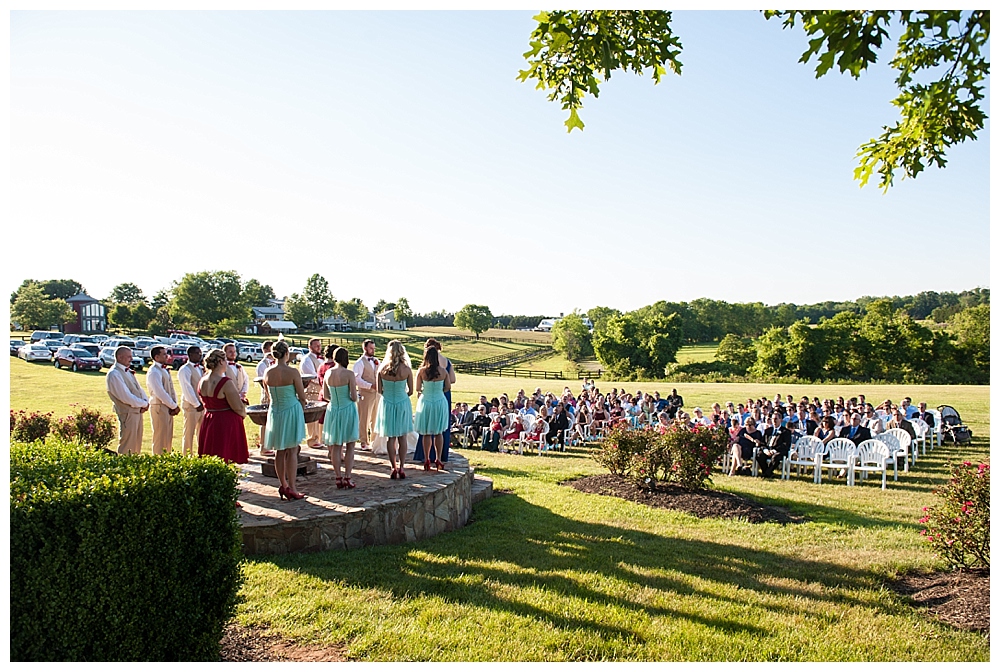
[675,343,718,364]
[408,326,553,343]
[7,356,991,660]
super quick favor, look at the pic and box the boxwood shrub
[11,440,244,661]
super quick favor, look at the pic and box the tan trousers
[115,406,144,455]
[149,403,175,455]
[304,380,322,445]
[357,389,379,446]
[182,403,204,456]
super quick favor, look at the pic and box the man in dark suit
[546,403,571,451]
[756,412,792,478]
[839,413,872,445]
[792,413,817,439]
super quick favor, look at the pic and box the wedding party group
[104,337,456,502]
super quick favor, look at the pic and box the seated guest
[546,402,570,451]
[655,411,672,434]
[793,411,817,438]
[503,416,524,443]
[574,405,591,439]
[590,404,609,436]
[729,418,764,476]
[757,412,792,478]
[901,397,920,420]
[468,405,491,443]
[839,412,872,445]
[887,407,916,440]
[917,401,935,431]
[482,414,503,452]
[691,407,713,427]
[862,404,885,434]
[814,416,838,444]
[520,401,537,417]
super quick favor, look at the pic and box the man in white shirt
[105,346,149,455]
[692,407,713,427]
[299,338,324,447]
[177,345,205,457]
[223,343,249,403]
[146,345,180,455]
[352,339,380,449]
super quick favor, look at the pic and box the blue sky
[9,10,990,316]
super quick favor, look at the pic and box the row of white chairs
[780,429,917,488]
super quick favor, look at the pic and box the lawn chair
[782,435,825,483]
[875,432,905,481]
[850,439,891,488]
[817,438,857,484]
[912,417,930,456]
[519,417,547,456]
[927,408,942,448]
[883,428,914,471]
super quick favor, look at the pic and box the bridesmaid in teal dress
[374,340,413,479]
[322,346,359,489]
[414,346,451,471]
[262,340,308,500]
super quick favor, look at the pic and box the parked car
[166,346,189,370]
[98,347,144,371]
[18,343,53,362]
[42,338,65,353]
[54,347,103,372]
[30,330,65,343]
[10,339,26,356]
[103,338,137,353]
[238,343,264,362]
[74,343,102,358]
[133,337,159,362]
[62,334,85,345]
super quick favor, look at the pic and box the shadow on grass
[262,492,894,649]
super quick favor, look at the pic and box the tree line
[9,273,414,336]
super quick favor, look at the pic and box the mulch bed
[891,569,990,636]
[220,622,347,662]
[564,473,803,524]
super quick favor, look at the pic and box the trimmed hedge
[11,440,244,661]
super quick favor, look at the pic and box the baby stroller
[937,405,973,445]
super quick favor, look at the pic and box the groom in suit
[353,339,380,449]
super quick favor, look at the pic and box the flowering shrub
[51,416,78,443]
[919,461,990,569]
[71,407,117,451]
[594,422,730,490]
[11,410,53,443]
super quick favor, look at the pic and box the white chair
[520,417,547,455]
[782,435,826,483]
[875,432,905,481]
[928,409,943,448]
[818,438,857,484]
[912,417,930,456]
[850,439,891,488]
[884,428,915,470]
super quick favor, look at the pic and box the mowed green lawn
[8,357,990,660]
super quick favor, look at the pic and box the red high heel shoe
[390,469,399,480]
[435,460,445,471]
[335,476,345,489]
[423,459,432,471]
[287,489,305,500]
[397,467,406,479]
[277,485,289,501]
[344,477,356,489]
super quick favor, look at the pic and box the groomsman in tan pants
[177,345,205,456]
[105,346,149,454]
[353,339,380,449]
[299,338,324,447]
[146,345,180,454]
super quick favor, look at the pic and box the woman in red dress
[198,348,249,464]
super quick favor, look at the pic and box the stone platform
[237,446,491,555]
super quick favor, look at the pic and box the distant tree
[150,289,171,313]
[147,306,175,336]
[108,304,133,330]
[749,327,792,379]
[950,304,989,372]
[213,318,246,338]
[10,283,76,330]
[11,278,85,304]
[130,303,154,330]
[587,306,621,332]
[301,273,336,327]
[337,298,368,324]
[454,304,494,339]
[715,333,756,373]
[283,294,311,328]
[394,297,413,326]
[241,278,275,307]
[107,283,146,305]
[592,307,682,379]
[552,311,593,361]
[373,299,389,314]
[172,271,249,330]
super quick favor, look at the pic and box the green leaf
[564,108,585,133]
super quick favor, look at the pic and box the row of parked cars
[11,331,298,373]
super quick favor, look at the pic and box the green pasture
[408,326,554,344]
[674,343,718,364]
